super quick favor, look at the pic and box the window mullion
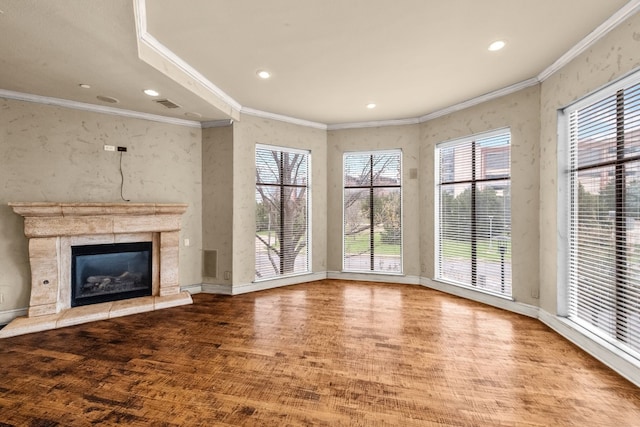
[471,139,477,286]
[615,89,628,343]
[369,154,375,271]
[279,152,285,275]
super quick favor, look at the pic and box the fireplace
[71,242,153,307]
[1,202,193,339]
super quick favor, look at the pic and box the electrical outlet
[531,288,540,299]
[117,146,127,152]
[184,238,190,247]
[224,271,231,280]
[104,145,116,152]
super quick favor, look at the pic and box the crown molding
[202,119,234,128]
[133,0,242,120]
[327,78,539,131]
[418,78,540,123]
[0,89,202,128]
[537,0,640,82]
[327,118,421,131]
[240,107,327,130]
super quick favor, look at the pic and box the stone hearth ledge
[0,293,192,339]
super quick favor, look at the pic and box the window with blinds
[255,145,310,280]
[566,74,640,357]
[343,150,402,273]
[436,130,512,296]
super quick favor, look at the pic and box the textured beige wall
[202,125,234,285]
[539,12,640,314]
[326,125,421,276]
[0,98,203,314]
[231,114,327,287]
[420,85,541,305]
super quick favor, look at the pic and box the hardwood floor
[1,279,639,426]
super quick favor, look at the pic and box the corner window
[436,130,512,296]
[255,145,310,280]
[343,150,402,273]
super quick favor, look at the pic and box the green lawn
[260,229,509,261]
[442,238,511,261]
[344,232,401,255]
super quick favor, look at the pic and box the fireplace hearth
[72,242,152,307]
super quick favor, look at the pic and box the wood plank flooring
[1,279,639,426]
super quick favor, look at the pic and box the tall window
[566,73,640,357]
[255,145,310,280]
[436,130,512,296]
[343,150,402,273]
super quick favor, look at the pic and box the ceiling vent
[154,99,181,109]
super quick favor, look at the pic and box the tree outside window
[255,146,309,280]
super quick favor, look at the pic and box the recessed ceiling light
[488,40,506,51]
[143,89,160,97]
[96,95,119,104]
[185,112,202,119]
[257,70,271,79]
[366,103,377,109]
[78,84,91,89]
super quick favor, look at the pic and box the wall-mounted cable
[119,151,130,202]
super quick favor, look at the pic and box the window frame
[434,128,512,297]
[342,149,403,274]
[254,144,312,281]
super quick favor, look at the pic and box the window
[343,150,402,273]
[255,145,310,280]
[436,130,512,296]
[565,73,640,358]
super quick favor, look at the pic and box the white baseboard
[181,284,203,294]
[420,277,539,318]
[0,307,28,326]
[538,309,640,388]
[201,283,233,295]
[327,271,421,285]
[233,272,328,295]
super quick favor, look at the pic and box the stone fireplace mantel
[0,202,193,338]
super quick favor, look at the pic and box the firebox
[71,242,153,307]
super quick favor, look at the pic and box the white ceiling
[0,0,636,127]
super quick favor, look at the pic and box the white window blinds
[567,75,640,357]
[436,130,512,296]
[343,151,402,273]
[255,146,310,280]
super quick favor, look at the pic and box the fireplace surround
[0,202,193,338]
